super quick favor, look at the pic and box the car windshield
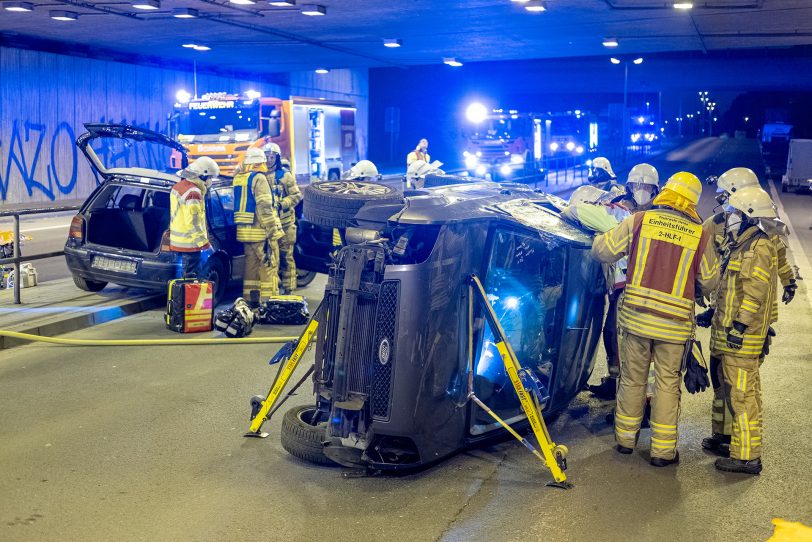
[179,101,260,135]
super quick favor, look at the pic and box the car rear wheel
[296,269,317,288]
[280,405,336,466]
[72,275,108,292]
[303,181,403,229]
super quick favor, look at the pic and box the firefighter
[264,143,302,293]
[589,163,661,400]
[697,167,797,458]
[588,157,621,193]
[703,186,780,475]
[170,156,220,277]
[592,172,719,466]
[233,147,285,306]
[406,138,430,166]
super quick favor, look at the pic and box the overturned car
[251,182,607,473]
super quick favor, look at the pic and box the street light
[610,56,644,162]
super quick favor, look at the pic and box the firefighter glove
[695,295,707,308]
[684,347,710,394]
[696,307,715,328]
[783,280,797,304]
[726,321,747,350]
[762,326,776,357]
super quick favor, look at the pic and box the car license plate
[92,256,137,274]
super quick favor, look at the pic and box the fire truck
[169,92,358,180]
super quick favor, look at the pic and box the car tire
[203,256,228,307]
[72,275,108,292]
[303,181,403,229]
[280,405,336,466]
[296,269,317,288]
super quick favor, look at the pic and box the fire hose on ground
[0,329,299,347]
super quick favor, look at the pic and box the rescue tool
[468,275,571,488]
[245,301,324,438]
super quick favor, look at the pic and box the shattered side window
[472,228,565,433]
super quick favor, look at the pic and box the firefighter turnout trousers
[710,354,734,437]
[719,353,762,460]
[278,223,297,292]
[243,241,279,302]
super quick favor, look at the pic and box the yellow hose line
[0,329,298,347]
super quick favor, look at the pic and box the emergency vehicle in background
[169,91,358,181]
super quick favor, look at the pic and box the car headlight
[510,153,524,164]
[475,164,487,176]
[465,154,479,170]
[499,164,512,176]
[575,146,584,154]
[549,142,559,152]
[566,141,576,152]
[631,133,641,143]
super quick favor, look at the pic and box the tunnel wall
[0,46,368,208]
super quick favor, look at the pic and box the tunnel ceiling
[1,0,811,74]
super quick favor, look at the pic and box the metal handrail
[0,205,82,304]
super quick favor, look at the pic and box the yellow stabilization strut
[0,329,299,347]
[469,275,570,487]
[245,316,320,437]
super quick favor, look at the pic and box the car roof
[391,181,593,247]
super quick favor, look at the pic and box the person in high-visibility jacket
[233,148,284,305]
[264,142,302,293]
[592,172,719,467]
[170,156,220,277]
[697,167,797,458]
[406,138,430,166]
[705,186,780,475]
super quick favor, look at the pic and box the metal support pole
[622,62,628,165]
[13,214,21,305]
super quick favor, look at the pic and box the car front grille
[371,280,399,420]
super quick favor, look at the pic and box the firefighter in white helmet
[232,147,284,306]
[170,156,220,277]
[264,142,302,293]
[592,172,719,467]
[589,157,620,193]
[706,186,780,475]
[344,160,380,181]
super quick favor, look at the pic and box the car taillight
[69,215,85,240]
[160,229,171,252]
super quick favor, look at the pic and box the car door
[209,186,244,280]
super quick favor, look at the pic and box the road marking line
[768,181,812,312]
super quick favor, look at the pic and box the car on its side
[65,123,244,305]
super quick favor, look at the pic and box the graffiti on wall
[0,118,166,204]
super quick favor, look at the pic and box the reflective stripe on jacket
[169,179,209,252]
[592,208,719,343]
[233,171,280,242]
[710,226,778,356]
[273,169,302,227]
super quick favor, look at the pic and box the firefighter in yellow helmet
[232,147,284,306]
[264,142,302,293]
[592,171,719,466]
[704,186,780,475]
[697,167,797,458]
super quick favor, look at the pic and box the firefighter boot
[651,451,680,468]
[589,375,618,400]
[702,433,731,457]
[715,457,762,475]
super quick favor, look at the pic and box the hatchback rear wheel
[72,274,108,292]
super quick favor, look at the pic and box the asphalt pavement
[0,137,810,541]
[0,212,74,284]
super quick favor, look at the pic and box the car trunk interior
[86,184,170,252]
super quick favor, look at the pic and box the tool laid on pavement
[256,295,310,325]
[468,274,571,488]
[165,277,213,333]
[245,300,324,438]
[214,297,256,338]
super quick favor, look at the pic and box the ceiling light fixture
[300,4,326,15]
[131,0,160,10]
[383,38,402,48]
[4,2,34,11]
[269,0,295,5]
[182,43,198,48]
[443,57,463,67]
[510,0,530,3]
[633,57,644,64]
[602,37,619,48]
[173,7,199,18]
[315,68,330,74]
[230,0,256,5]
[609,57,621,64]
[525,1,547,12]
[193,45,211,51]
[673,2,693,9]
[50,9,79,20]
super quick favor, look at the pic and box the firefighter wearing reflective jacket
[697,167,796,460]
[705,186,779,475]
[233,148,285,305]
[592,172,719,467]
[265,142,302,293]
[170,157,220,277]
